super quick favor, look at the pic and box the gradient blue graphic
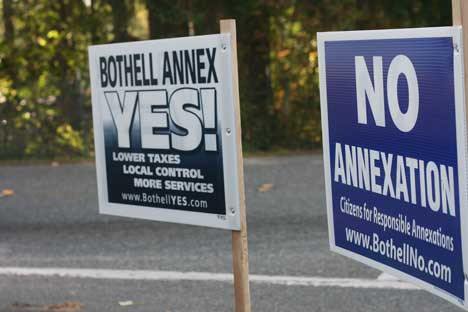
[102,90,226,216]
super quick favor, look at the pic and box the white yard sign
[88,34,241,230]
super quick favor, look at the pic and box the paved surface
[0,155,464,311]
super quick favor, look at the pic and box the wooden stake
[453,0,468,144]
[453,0,463,25]
[453,0,468,84]
[220,19,252,312]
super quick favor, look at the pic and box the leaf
[37,37,47,47]
[257,183,273,193]
[47,30,60,39]
[0,189,14,197]
[277,49,290,58]
[10,301,83,311]
[46,301,83,311]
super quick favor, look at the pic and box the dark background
[0,0,453,159]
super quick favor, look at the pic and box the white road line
[0,267,419,290]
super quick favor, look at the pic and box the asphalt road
[0,155,464,312]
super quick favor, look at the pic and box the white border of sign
[88,34,241,230]
[318,26,468,309]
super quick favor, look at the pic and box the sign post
[220,19,252,312]
[318,25,468,309]
[453,1,468,110]
[88,18,250,312]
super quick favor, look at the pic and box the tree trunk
[108,0,132,42]
[145,0,186,39]
[237,3,275,149]
[2,0,14,43]
[2,0,16,80]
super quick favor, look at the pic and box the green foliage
[0,0,452,159]
[0,0,113,159]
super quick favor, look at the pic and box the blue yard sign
[318,27,468,308]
